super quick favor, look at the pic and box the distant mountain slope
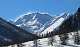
[41,8,80,38]
[40,13,69,35]
[0,17,39,46]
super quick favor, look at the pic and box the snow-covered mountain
[14,12,69,35]
[14,12,53,33]
[4,8,80,47]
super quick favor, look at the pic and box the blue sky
[0,0,80,20]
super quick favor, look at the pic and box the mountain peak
[14,12,53,33]
[15,12,52,25]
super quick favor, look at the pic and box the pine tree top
[78,8,80,12]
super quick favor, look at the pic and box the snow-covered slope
[40,13,69,35]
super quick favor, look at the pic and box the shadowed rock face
[0,18,39,46]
